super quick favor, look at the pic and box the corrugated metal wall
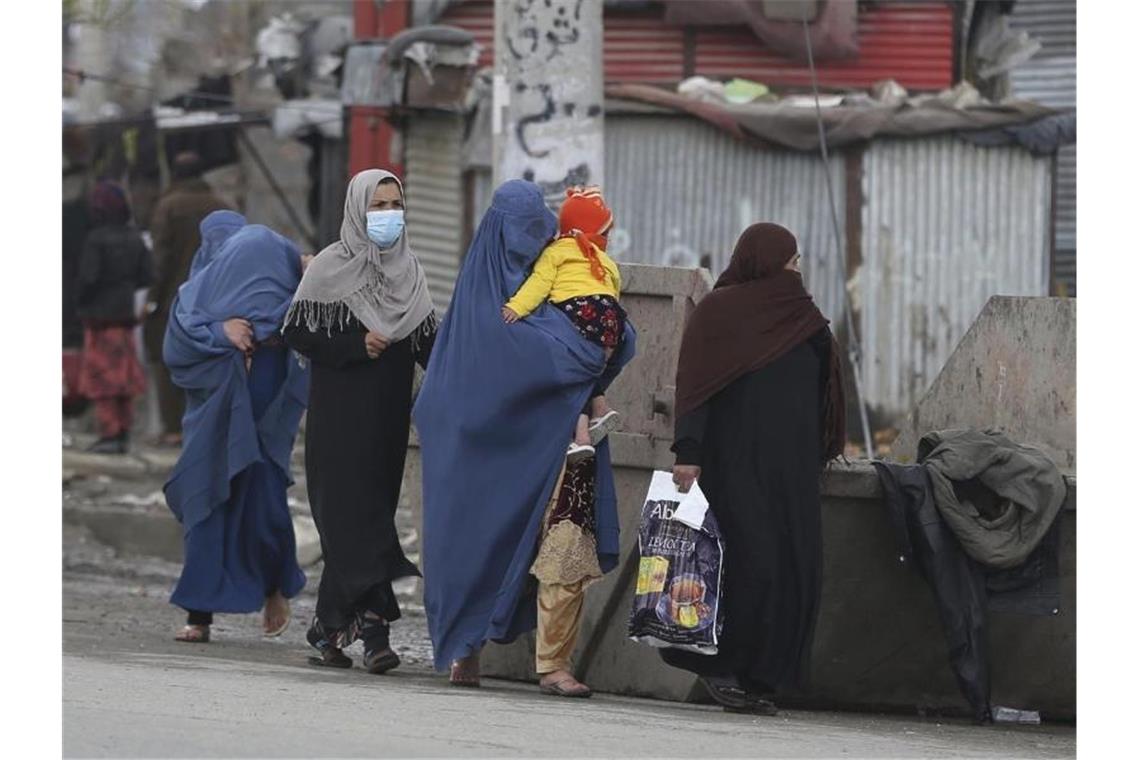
[441,0,954,91]
[1007,0,1076,295]
[434,116,1057,422]
[859,137,1053,417]
[404,112,465,311]
[694,2,955,91]
[604,114,847,323]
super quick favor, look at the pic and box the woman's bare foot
[263,592,290,637]
[450,653,481,687]
[175,624,210,643]
[539,669,592,698]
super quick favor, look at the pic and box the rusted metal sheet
[858,137,1053,419]
[603,113,847,322]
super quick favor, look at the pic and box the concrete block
[479,463,1077,718]
[891,296,1076,474]
[802,470,1075,719]
[402,269,1076,717]
[62,498,324,570]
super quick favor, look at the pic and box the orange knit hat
[558,186,613,283]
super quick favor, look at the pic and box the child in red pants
[75,181,153,454]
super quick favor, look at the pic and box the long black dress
[284,315,434,639]
[663,328,832,696]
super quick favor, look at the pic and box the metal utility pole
[492,0,604,207]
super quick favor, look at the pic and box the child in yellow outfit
[501,187,626,463]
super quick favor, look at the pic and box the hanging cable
[801,18,876,461]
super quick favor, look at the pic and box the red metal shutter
[693,3,955,92]
[440,1,954,91]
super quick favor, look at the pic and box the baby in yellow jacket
[501,187,627,464]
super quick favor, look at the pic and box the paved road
[63,559,1075,759]
[62,438,1075,758]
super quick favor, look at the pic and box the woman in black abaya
[664,223,846,715]
[284,169,436,673]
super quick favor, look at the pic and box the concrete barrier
[402,268,1077,718]
[63,449,323,568]
[891,296,1076,474]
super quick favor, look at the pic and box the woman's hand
[501,305,520,324]
[223,318,254,355]
[365,331,390,359]
[301,254,315,271]
[672,464,701,494]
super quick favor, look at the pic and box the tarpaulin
[662,0,859,61]
[606,82,1068,153]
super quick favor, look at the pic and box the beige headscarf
[285,169,435,342]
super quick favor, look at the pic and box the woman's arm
[809,326,846,462]
[671,401,709,492]
[671,402,710,466]
[283,322,370,369]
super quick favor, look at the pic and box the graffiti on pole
[495,0,603,206]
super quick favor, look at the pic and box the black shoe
[362,616,400,675]
[724,698,780,716]
[700,676,780,715]
[88,437,126,455]
[363,647,401,675]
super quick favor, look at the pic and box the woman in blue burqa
[187,209,246,278]
[163,224,310,643]
[414,180,636,697]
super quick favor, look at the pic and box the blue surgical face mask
[366,209,405,249]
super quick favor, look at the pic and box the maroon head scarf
[88,180,130,226]
[675,222,847,461]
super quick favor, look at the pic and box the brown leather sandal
[449,656,481,688]
[539,677,592,698]
[174,625,210,644]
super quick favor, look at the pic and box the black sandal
[306,620,353,669]
[308,649,352,669]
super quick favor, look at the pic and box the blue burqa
[163,225,310,612]
[188,210,247,278]
[414,180,636,671]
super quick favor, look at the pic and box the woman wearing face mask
[284,169,437,673]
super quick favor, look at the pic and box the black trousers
[186,609,213,626]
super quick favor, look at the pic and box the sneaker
[566,442,596,464]
[588,410,621,445]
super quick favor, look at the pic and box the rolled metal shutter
[404,112,465,311]
[1007,0,1076,295]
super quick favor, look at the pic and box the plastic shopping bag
[627,470,723,655]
